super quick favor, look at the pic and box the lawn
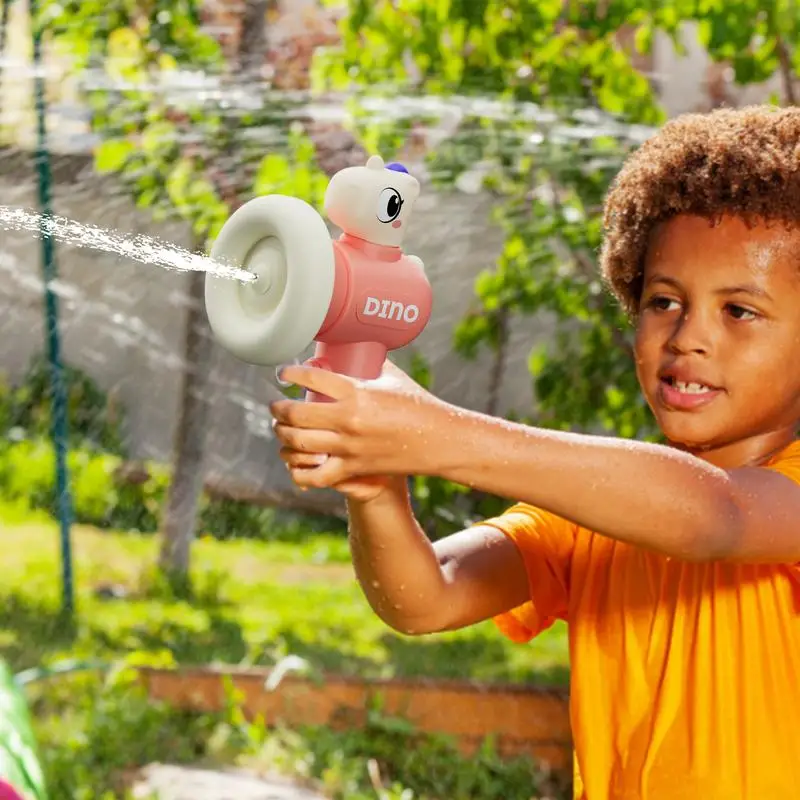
[0,501,570,685]
[0,501,571,799]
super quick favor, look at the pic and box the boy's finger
[279,448,328,468]
[277,364,354,399]
[290,455,349,489]
[273,423,342,455]
[270,397,339,429]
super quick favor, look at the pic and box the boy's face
[634,214,800,466]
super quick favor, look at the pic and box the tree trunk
[157,0,271,582]
[485,308,509,418]
[0,0,11,121]
[158,265,215,578]
[238,0,270,77]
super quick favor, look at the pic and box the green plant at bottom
[29,668,569,800]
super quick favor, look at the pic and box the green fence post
[30,0,75,617]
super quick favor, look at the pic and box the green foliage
[0,661,47,800]
[0,508,568,684]
[0,359,340,541]
[0,437,345,541]
[0,357,125,455]
[39,0,330,251]
[313,0,795,449]
[404,352,506,537]
[39,1,229,242]
[313,0,668,445]
[693,0,800,89]
[246,701,570,800]
[28,670,569,800]
[0,438,167,532]
[1,501,570,792]
[34,668,219,799]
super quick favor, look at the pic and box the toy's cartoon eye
[377,187,403,223]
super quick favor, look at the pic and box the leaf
[253,154,292,196]
[93,139,134,173]
[107,27,143,58]
[165,158,195,208]
[633,23,653,54]
[141,122,176,155]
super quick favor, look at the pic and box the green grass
[0,500,572,800]
[0,501,570,686]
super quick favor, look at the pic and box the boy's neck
[671,427,798,468]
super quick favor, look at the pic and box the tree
[158,0,273,581]
[311,0,799,534]
[40,0,329,579]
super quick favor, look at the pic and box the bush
[0,357,348,541]
[0,353,508,542]
[0,437,345,541]
[31,669,570,800]
[0,356,126,455]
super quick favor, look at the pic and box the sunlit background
[0,1,795,798]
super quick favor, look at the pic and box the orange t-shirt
[482,440,800,799]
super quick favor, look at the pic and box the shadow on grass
[0,590,568,687]
[92,612,249,665]
[262,626,385,678]
[0,588,249,671]
[266,624,569,687]
[0,592,78,671]
[381,633,570,687]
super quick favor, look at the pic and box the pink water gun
[204,155,432,401]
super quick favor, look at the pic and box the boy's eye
[648,295,680,312]
[726,304,757,321]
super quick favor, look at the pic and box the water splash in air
[0,205,255,283]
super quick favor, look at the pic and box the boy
[270,105,800,798]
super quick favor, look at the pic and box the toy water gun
[204,155,433,401]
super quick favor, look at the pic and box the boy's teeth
[674,380,709,394]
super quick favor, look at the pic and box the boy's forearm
[346,478,450,633]
[434,406,738,561]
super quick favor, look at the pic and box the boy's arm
[346,477,530,635]
[440,410,800,564]
[271,364,800,565]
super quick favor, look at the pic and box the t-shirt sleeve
[763,441,800,485]
[480,503,578,643]
[761,441,800,567]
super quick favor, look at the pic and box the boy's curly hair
[600,105,800,317]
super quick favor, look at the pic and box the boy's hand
[278,446,395,502]
[269,360,446,492]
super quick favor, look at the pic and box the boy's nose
[667,312,711,355]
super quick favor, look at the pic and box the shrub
[0,356,126,455]
[0,438,345,541]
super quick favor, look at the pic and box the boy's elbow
[681,493,743,563]
[377,608,452,637]
[390,620,437,636]
[382,618,439,637]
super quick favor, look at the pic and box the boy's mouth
[657,372,723,410]
[660,376,715,395]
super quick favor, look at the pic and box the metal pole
[30,0,74,617]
